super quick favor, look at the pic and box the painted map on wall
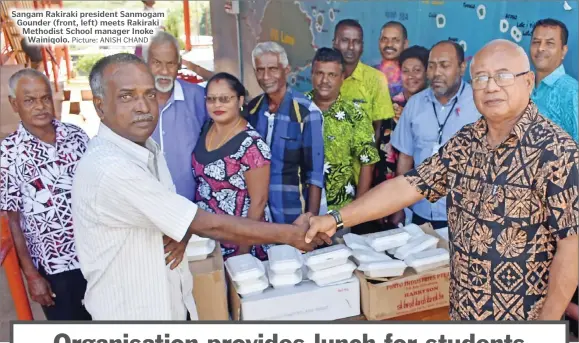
[242,0,578,93]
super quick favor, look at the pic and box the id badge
[431,143,441,156]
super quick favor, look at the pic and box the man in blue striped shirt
[247,42,325,224]
[530,18,578,141]
[146,31,208,201]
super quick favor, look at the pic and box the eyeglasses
[205,95,237,104]
[471,71,529,90]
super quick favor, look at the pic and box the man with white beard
[145,31,207,201]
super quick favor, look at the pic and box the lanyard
[432,83,465,144]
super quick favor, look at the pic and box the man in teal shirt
[530,18,578,141]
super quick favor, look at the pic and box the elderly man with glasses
[306,39,579,321]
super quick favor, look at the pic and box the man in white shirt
[72,53,329,320]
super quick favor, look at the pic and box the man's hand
[389,210,406,226]
[290,213,332,251]
[163,235,187,270]
[26,273,55,307]
[305,214,337,244]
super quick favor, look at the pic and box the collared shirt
[375,59,403,97]
[151,78,207,201]
[0,120,88,275]
[247,87,325,224]
[404,101,579,320]
[305,92,378,211]
[391,81,481,221]
[531,65,578,141]
[341,61,395,123]
[72,123,198,320]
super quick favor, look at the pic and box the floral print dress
[374,92,407,184]
[192,122,272,260]
[306,92,379,211]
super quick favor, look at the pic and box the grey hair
[144,31,181,63]
[89,53,149,98]
[251,41,289,69]
[470,39,530,78]
[8,68,51,97]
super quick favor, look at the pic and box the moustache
[155,76,173,82]
[132,113,154,123]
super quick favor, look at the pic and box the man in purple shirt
[145,31,207,201]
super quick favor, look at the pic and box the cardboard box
[188,245,229,320]
[358,224,450,320]
[229,275,361,321]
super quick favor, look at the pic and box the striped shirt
[71,123,198,320]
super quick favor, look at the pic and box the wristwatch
[327,210,344,230]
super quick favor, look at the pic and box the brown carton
[188,245,229,320]
[358,223,451,320]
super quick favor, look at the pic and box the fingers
[317,232,333,245]
[164,240,177,254]
[170,255,183,270]
[163,235,171,246]
[305,225,320,244]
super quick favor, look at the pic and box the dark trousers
[411,213,448,230]
[39,267,92,320]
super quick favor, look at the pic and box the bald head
[470,39,535,124]
[470,39,529,78]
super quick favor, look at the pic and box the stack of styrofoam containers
[266,245,304,288]
[225,254,269,297]
[304,244,356,287]
[186,235,216,261]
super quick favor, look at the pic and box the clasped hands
[162,212,339,269]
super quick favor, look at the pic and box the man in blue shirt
[530,18,578,141]
[391,40,480,229]
[146,31,207,201]
[247,41,325,224]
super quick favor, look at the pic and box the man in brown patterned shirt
[306,39,579,321]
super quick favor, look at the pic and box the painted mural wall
[210,0,578,97]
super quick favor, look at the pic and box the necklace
[207,117,242,151]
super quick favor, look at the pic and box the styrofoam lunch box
[303,244,352,271]
[364,228,411,252]
[267,244,304,274]
[188,234,213,248]
[234,275,269,297]
[402,224,426,237]
[405,248,450,273]
[225,254,266,282]
[307,260,357,287]
[435,227,450,242]
[351,248,392,265]
[343,233,372,251]
[394,235,439,260]
[267,263,303,288]
[186,239,216,261]
[357,259,407,278]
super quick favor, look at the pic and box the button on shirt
[72,123,198,320]
[404,102,579,320]
[0,120,88,275]
[531,65,578,142]
[247,87,325,224]
[151,79,207,201]
[391,81,481,221]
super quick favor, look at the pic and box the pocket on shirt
[280,123,302,163]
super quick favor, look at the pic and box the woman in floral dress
[192,73,272,261]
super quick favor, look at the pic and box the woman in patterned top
[192,73,272,261]
[375,45,429,226]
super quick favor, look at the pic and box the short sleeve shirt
[404,102,579,320]
[0,120,88,275]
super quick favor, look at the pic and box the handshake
[288,212,342,252]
